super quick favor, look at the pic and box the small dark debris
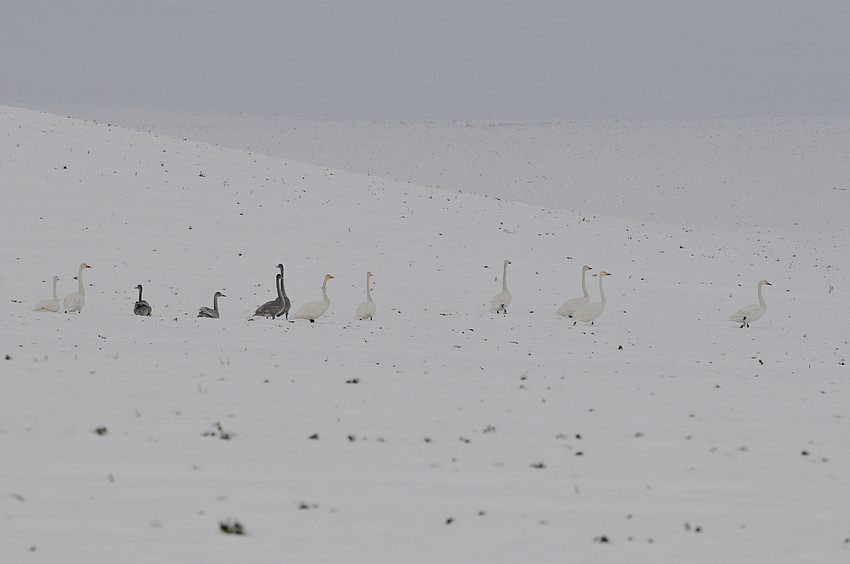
[593,535,610,543]
[445,517,454,525]
[801,450,810,456]
[203,422,233,440]
[530,462,546,469]
[347,435,356,442]
[219,518,245,535]
[309,433,320,440]
[346,378,360,384]
[94,427,108,435]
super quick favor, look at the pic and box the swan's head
[582,265,592,271]
[505,259,511,265]
[601,271,611,276]
[325,274,334,281]
[215,292,226,298]
[367,271,373,277]
[135,284,143,291]
[83,263,92,269]
[277,263,284,271]
[760,279,771,286]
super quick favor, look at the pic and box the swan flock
[34,261,772,330]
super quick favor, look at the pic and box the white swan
[571,271,610,325]
[134,284,152,316]
[293,274,333,322]
[34,276,60,312]
[556,265,592,316]
[356,271,376,320]
[198,291,225,318]
[63,263,91,313]
[729,279,771,328]
[490,259,512,314]
[254,268,284,318]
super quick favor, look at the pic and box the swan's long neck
[278,267,287,299]
[599,274,606,304]
[52,277,58,301]
[502,261,509,291]
[77,264,86,296]
[758,282,767,308]
[322,278,330,304]
[275,274,283,301]
[365,273,372,301]
[137,285,144,302]
[213,293,220,313]
[581,267,589,298]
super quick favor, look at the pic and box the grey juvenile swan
[278,263,292,319]
[198,291,225,318]
[134,284,152,316]
[254,271,284,318]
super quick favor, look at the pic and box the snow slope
[1,105,848,563]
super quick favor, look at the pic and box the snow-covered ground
[1,105,848,563]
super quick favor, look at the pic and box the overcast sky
[3,1,849,120]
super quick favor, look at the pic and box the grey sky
[3,1,849,120]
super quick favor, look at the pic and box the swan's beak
[84,264,92,268]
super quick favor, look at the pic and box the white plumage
[490,259,512,314]
[34,276,60,312]
[355,271,376,320]
[571,271,610,325]
[63,263,91,313]
[729,279,771,328]
[293,274,333,322]
[556,265,592,316]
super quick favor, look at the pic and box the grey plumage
[133,284,152,316]
[199,291,225,318]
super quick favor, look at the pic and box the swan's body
[34,276,60,312]
[63,263,91,313]
[571,271,610,325]
[293,274,333,322]
[355,271,376,320]
[254,273,283,318]
[556,265,592,316]
[198,291,225,318]
[133,284,152,316]
[278,263,292,319]
[490,259,512,314]
[729,279,771,328]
